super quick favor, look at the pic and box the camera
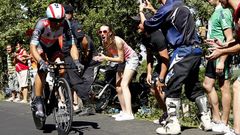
[151,72,159,88]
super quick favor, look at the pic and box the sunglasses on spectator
[49,18,64,23]
[98,30,108,34]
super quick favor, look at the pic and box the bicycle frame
[32,61,73,134]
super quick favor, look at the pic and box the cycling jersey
[30,18,75,50]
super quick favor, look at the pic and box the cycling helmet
[46,3,65,19]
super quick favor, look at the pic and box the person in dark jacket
[139,0,211,134]
[63,5,97,115]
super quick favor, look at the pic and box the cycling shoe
[32,97,45,118]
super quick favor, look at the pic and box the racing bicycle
[31,61,73,135]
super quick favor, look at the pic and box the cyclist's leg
[32,44,50,117]
[32,70,47,117]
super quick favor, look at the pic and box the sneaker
[212,121,231,133]
[19,100,28,104]
[13,98,21,103]
[199,112,212,131]
[225,130,240,135]
[112,111,124,118]
[5,97,14,102]
[153,112,168,125]
[156,117,181,135]
[115,113,134,121]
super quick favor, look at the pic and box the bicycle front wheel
[53,78,73,135]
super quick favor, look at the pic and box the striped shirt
[7,54,15,74]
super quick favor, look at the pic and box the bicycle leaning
[91,63,151,112]
[31,61,73,135]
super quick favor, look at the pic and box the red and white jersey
[30,18,74,48]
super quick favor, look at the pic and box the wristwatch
[158,77,165,83]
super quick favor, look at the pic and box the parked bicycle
[31,61,73,135]
[91,62,150,112]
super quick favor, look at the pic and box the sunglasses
[49,18,64,23]
[98,30,108,34]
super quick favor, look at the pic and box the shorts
[17,69,29,90]
[124,53,139,71]
[8,72,19,92]
[205,57,231,80]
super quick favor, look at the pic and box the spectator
[206,0,240,134]
[94,24,139,121]
[15,40,30,103]
[5,44,19,102]
[203,0,234,133]
[131,10,169,125]
[139,0,212,134]
[63,4,96,115]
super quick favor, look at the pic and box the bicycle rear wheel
[91,81,112,112]
[53,78,73,135]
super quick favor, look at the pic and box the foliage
[185,0,214,22]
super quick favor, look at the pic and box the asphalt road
[0,101,221,135]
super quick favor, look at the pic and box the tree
[0,0,214,74]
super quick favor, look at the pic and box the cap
[64,5,74,13]
[131,11,153,21]
[72,23,84,39]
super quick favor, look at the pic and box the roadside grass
[0,92,4,101]
[135,66,240,127]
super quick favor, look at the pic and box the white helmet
[46,3,65,19]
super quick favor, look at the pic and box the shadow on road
[69,121,100,135]
[42,124,56,133]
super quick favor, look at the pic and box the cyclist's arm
[30,20,44,63]
[30,44,42,63]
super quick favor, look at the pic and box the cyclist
[30,3,83,118]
